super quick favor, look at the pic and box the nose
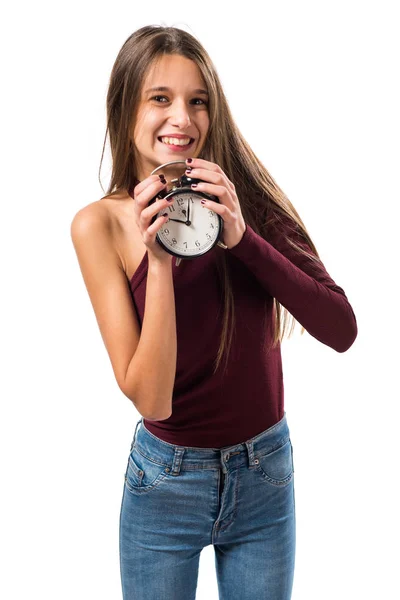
[168,99,191,129]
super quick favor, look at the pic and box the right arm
[127,255,176,420]
[70,176,176,420]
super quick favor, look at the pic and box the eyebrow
[144,86,209,96]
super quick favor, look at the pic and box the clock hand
[185,198,191,226]
[167,218,187,223]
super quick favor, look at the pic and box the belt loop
[170,447,185,476]
[245,439,257,467]
[130,417,142,451]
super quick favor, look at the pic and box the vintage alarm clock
[149,160,227,266]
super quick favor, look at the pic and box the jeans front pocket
[255,438,294,487]
[124,445,170,495]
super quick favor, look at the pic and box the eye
[150,96,208,106]
[191,98,208,106]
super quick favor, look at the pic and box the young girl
[71,25,357,600]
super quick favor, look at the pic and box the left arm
[184,157,358,353]
[228,218,358,353]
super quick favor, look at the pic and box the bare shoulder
[70,198,112,239]
[70,194,125,268]
[71,191,145,284]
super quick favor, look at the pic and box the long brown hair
[99,25,325,376]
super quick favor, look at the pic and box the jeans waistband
[129,412,290,475]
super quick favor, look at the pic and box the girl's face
[132,54,210,181]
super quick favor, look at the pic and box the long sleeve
[228,214,358,353]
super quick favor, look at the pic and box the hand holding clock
[132,174,175,263]
[135,159,246,261]
[184,157,246,250]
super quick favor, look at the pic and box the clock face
[156,191,221,258]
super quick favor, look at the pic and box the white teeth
[160,136,192,146]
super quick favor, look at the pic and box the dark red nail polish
[185,168,192,174]
[158,174,165,179]
[186,158,193,163]
[191,183,198,188]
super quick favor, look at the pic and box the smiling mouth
[158,137,195,147]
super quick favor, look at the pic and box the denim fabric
[119,412,296,599]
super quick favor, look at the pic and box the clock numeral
[177,197,194,206]
[195,240,200,247]
[208,210,215,217]
[168,205,176,212]
[163,228,169,235]
[210,223,215,229]
[206,233,211,240]
[183,242,187,248]
[171,238,177,245]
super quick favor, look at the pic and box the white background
[1,1,399,598]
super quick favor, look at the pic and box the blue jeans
[119,412,296,599]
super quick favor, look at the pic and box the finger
[140,197,172,227]
[144,213,169,242]
[191,182,233,207]
[197,186,233,216]
[187,166,235,193]
[134,175,166,204]
[185,157,221,173]
[186,167,221,185]
[133,173,162,196]
[185,158,237,191]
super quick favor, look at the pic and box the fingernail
[185,167,192,174]
[158,174,165,179]
[201,199,206,204]
[191,183,198,188]
[161,178,167,184]
[186,158,193,163]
